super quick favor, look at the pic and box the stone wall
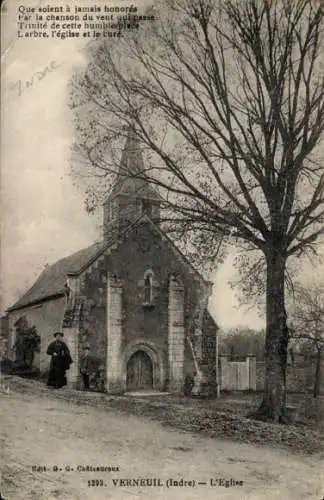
[0,315,9,358]
[106,274,123,393]
[168,276,185,392]
[201,311,217,373]
[6,297,66,372]
[79,257,107,364]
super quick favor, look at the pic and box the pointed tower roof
[111,126,162,201]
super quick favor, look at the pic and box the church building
[5,130,218,394]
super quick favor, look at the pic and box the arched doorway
[126,350,153,391]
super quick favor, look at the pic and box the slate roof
[8,243,104,311]
[110,127,162,202]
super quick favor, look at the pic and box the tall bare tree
[70,0,324,421]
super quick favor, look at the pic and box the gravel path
[0,380,323,500]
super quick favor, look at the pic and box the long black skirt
[47,357,67,388]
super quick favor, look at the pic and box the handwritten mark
[10,61,59,97]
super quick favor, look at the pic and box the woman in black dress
[47,332,73,388]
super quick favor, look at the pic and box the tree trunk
[313,348,321,398]
[249,248,289,423]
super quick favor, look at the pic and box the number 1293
[88,479,104,487]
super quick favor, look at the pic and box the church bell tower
[102,128,162,240]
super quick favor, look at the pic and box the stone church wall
[108,222,215,388]
[79,258,107,366]
[59,220,216,393]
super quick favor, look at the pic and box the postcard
[1,0,323,499]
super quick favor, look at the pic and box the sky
[1,0,322,332]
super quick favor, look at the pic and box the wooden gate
[126,350,153,391]
[220,356,256,391]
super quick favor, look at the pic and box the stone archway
[126,350,153,391]
[122,340,166,392]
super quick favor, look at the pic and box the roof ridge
[7,242,105,312]
[7,216,211,312]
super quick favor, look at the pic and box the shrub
[1,358,14,374]
[183,375,194,396]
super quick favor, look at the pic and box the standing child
[80,344,91,390]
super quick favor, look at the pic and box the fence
[220,356,256,391]
[219,354,323,394]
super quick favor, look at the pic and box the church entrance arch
[126,350,153,391]
[122,340,165,392]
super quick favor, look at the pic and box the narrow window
[144,271,153,304]
[142,199,152,217]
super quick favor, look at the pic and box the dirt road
[1,388,323,500]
